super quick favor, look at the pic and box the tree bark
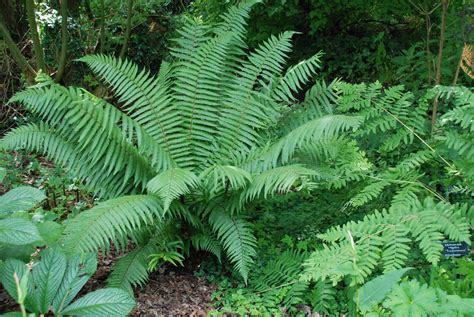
[98,0,105,53]
[55,0,68,83]
[431,0,448,134]
[452,5,466,85]
[0,20,36,83]
[25,0,46,72]
[119,0,133,59]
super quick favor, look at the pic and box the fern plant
[300,197,471,311]
[436,85,474,189]
[1,0,364,290]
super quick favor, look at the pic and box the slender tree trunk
[431,0,448,134]
[425,14,432,85]
[99,0,105,53]
[55,0,68,83]
[452,5,466,85]
[119,0,133,59]
[0,20,36,83]
[25,0,45,72]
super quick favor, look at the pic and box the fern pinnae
[78,55,178,153]
[214,32,296,157]
[271,52,323,103]
[209,210,257,283]
[62,195,164,254]
[146,168,199,212]
[107,243,158,294]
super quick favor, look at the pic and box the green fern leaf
[146,168,199,212]
[62,195,163,254]
[209,210,256,283]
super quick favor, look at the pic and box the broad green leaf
[383,280,439,316]
[62,288,135,316]
[36,221,64,245]
[357,268,412,311]
[0,244,36,262]
[0,218,41,245]
[53,253,97,313]
[32,248,67,314]
[0,259,28,302]
[0,187,46,215]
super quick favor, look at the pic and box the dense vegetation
[0,0,473,316]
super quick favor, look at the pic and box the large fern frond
[301,198,471,286]
[78,55,181,158]
[209,210,257,283]
[62,195,163,254]
[107,243,157,294]
[146,168,199,212]
[214,32,295,157]
[172,33,235,169]
[270,52,323,103]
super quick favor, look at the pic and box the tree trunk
[431,0,448,134]
[0,20,36,83]
[119,0,133,59]
[99,0,106,53]
[55,0,68,83]
[25,0,46,72]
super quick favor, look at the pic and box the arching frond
[146,168,199,212]
[276,79,341,135]
[302,198,471,286]
[0,123,136,197]
[62,195,163,254]
[199,165,252,197]
[78,55,179,155]
[172,33,234,169]
[9,85,157,194]
[257,115,363,171]
[107,243,157,294]
[190,232,223,261]
[243,165,316,202]
[214,32,295,156]
[271,52,323,103]
[209,210,256,283]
